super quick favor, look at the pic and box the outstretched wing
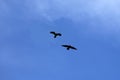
[62,45,69,47]
[50,31,56,35]
[57,33,62,36]
[70,46,77,50]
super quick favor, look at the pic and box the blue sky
[0,0,120,80]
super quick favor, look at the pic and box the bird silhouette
[50,31,62,38]
[62,45,77,50]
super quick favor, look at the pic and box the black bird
[62,45,77,50]
[50,31,62,38]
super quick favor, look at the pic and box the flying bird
[62,45,77,50]
[50,31,62,38]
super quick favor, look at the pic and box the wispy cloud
[26,0,120,19]
[0,0,120,45]
[1,0,120,23]
[24,0,120,34]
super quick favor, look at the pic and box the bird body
[50,31,62,38]
[62,45,77,50]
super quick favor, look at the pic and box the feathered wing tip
[50,31,55,34]
[70,46,77,50]
[73,47,77,50]
[61,45,68,47]
[58,33,62,36]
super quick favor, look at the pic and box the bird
[50,31,62,38]
[61,45,77,50]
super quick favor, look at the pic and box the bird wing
[70,46,77,50]
[57,33,62,36]
[62,45,69,47]
[50,31,56,35]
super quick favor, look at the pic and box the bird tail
[67,47,70,50]
[54,35,57,38]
